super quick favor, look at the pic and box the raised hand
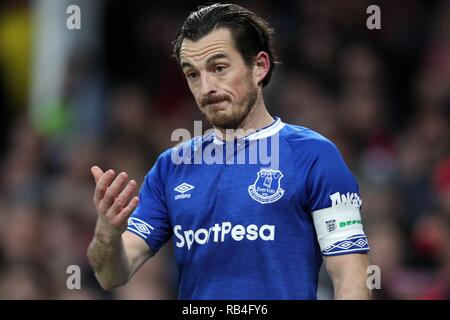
[91,166,139,238]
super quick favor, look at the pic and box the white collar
[212,117,285,144]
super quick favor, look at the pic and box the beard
[199,74,258,130]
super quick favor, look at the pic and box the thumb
[91,166,104,184]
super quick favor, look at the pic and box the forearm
[87,222,130,290]
[333,273,371,299]
[325,253,371,300]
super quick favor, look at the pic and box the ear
[253,51,270,86]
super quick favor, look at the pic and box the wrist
[94,218,122,242]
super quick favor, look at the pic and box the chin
[202,98,254,130]
[208,113,233,127]
[209,113,245,130]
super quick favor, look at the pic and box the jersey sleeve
[127,153,172,255]
[306,139,370,256]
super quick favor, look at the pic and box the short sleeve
[127,154,172,255]
[306,139,370,256]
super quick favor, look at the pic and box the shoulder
[281,123,340,158]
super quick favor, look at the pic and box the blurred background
[0,0,449,299]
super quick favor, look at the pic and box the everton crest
[248,169,285,204]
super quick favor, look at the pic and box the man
[87,3,371,299]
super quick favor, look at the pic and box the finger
[94,169,115,204]
[91,166,104,184]
[113,196,139,226]
[102,172,129,209]
[109,179,137,215]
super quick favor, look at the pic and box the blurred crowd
[0,0,449,299]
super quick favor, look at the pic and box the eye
[186,72,198,80]
[214,65,226,73]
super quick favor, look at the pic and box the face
[179,28,258,129]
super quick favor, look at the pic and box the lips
[206,100,227,110]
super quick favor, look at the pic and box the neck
[215,92,273,141]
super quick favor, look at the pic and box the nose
[199,72,217,97]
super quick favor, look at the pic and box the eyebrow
[181,53,230,70]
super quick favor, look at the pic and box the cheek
[226,74,249,100]
[233,76,253,100]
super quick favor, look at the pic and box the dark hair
[173,3,279,87]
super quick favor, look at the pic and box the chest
[165,162,302,227]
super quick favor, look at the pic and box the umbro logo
[174,183,194,193]
[174,183,194,200]
[127,217,154,239]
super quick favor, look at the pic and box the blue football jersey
[127,117,370,299]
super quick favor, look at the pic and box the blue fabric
[127,118,369,299]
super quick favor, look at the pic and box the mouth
[206,100,228,111]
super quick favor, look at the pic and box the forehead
[180,28,239,65]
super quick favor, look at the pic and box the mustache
[201,95,230,107]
